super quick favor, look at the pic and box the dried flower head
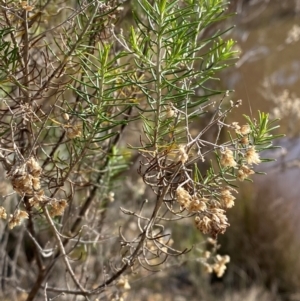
[236,99,242,107]
[19,103,36,122]
[8,210,29,229]
[49,199,68,217]
[65,123,82,139]
[286,24,300,44]
[7,157,42,196]
[108,191,115,202]
[237,164,254,181]
[220,187,236,208]
[220,148,237,168]
[166,104,175,118]
[231,122,240,131]
[195,215,212,234]
[32,177,41,191]
[177,145,188,163]
[236,124,251,136]
[245,146,261,165]
[188,196,207,212]
[0,206,7,219]
[213,254,230,277]
[211,207,228,223]
[195,208,230,236]
[26,157,42,177]
[29,190,45,207]
[240,136,249,145]
[116,276,131,290]
[176,187,191,209]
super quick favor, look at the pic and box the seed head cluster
[220,187,236,208]
[204,254,230,277]
[176,186,237,237]
[220,124,260,181]
[220,148,237,168]
[237,164,254,181]
[7,157,42,196]
[5,157,68,228]
[194,209,229,237]
[240,136,249,145]
[236,124,251,136]
[246,146,261,165]
[172,123,262,247]
[48,199,68,217]
[0,206,7,220]
[116,276,131,291]
[8,210,29,229]
[166,103,175,118]
[65,123,82,139]
[177,145,189,163]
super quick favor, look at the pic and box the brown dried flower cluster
[0,206,7,219]
[176,187,192,209]
[48,199,68,217]
[220,148,237,168]
[29,190,46,207]
[7,157,42,196]
[246,146,261,165]
[65,123,82,139]
[176,187,237,237]
[220,187,236,209]
[189,196,208,212]
[116,276,131,291]
[166,103,175,118]
[233,123,251,136]
[166,145,189,164]
[214,254,230,277]
[3,158,43,228]
[204,254,230,277]
[173,122,262,239]
[219,139,260,181]
[5,157,68,228]
[8,210,29,229]
[195,209,229,237]
[225,121,261,171]
[176,187,207,212]
[237,164,254,181]
[240,136,249,145]
[177,145,189,163]
[286,24,300,44]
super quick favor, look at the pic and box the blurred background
[124,0,300,300]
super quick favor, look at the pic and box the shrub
[0,0,279,300]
